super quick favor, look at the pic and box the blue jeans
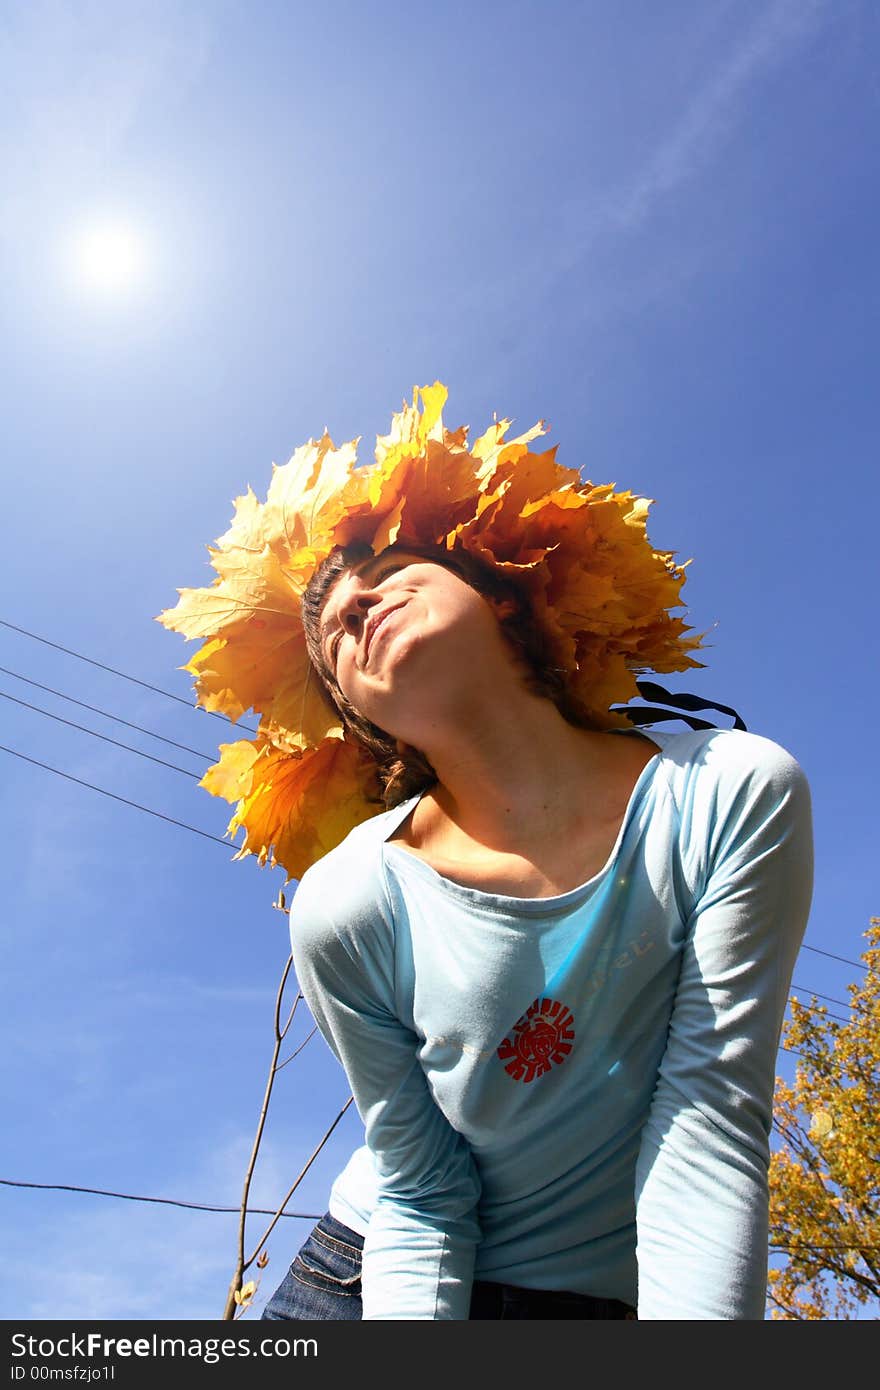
[261,1212,637,1320]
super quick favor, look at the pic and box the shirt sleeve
[634,734,814,1319]
[288,854,482,1320]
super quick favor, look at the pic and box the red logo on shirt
[497,997,575,1083]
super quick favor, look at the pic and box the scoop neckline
[380,729,665,917]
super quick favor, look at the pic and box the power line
[0,626,869,976]
[0,745,233,849]
[0,689,202,780]
[769,1241,880,1252]
[6,631,874,1263]
[0,618,259,733]
[0,1178,319,1220]
[0,665,215,760]
[0,744,866,1235]
[784,1000,856,1034]
[6,731,864,984]
[1,752,853,1051]
[801,944,866,971]
[787,999,853,1027]
[789,990,876,1025]
[5,1179,876,1252]
[792,984,870,1015]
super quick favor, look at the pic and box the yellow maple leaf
[158,383,705,878]
[221,736,381,882]
[200,739,262,802]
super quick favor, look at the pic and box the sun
[72,220,147,295]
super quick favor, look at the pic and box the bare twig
[223,952,298,1319]
[244,1094,355,1269]
[276,1024,318,1071]
[222,937,356,1320]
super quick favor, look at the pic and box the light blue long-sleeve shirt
[288,726,814,1320]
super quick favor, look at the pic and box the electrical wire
[767,1245,878,1256]
[792,984,872,1016]
[0,689,202,779]
[0,752,854,1059]
[0,617,259,733]
[0,664,215,759]
[787,1001,854,1027]
[4,628,875,1280]
[0,745,232,848]
[0,625,867,973]
[3,731,867,986]
[0,1178,319,1220]
[3,1179,876,1252]
[802,944,868,971]
[3,619,873,1011]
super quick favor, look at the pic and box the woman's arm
[288,860,481,1320]
[635,734,814,1319]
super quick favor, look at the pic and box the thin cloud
[448,0,835,388]
[8,1131,325,1319]
[608,0,830,233]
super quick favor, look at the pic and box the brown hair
[301,541,599,807]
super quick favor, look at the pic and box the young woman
[260,539,814,1321]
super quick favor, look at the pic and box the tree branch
[222,952,297,1320]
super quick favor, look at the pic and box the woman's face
[316,548,516,744]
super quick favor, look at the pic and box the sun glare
[72,220,147,295]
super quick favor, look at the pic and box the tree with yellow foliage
[768,917,880,1319]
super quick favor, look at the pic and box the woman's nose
[339,588,379,636]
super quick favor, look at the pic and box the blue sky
[2,0,878,1320]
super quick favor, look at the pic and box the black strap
[610,680,747,732]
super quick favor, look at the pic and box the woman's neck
[411,690,631,854]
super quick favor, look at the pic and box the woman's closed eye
[371,563,404,586]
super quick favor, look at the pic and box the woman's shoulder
[646,724,810,817]
[642,726,812,900]
[645,722,800,778]
[288,798,417,941]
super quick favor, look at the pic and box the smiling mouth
[365,603,405,662]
